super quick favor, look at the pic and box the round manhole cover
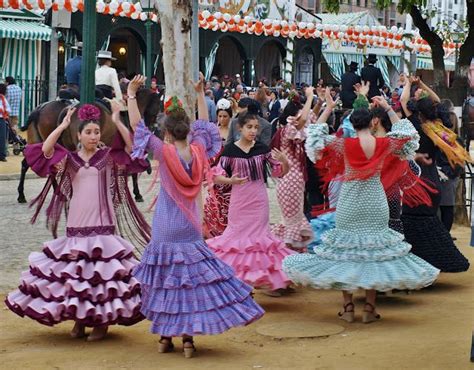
[256,320,344,338]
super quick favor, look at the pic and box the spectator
[255,88,269,118]
[226,98,272,146]
[235,73,246,88]
[5,76,22,131]
[361,54,385,99]
[150,77,160,94]
[211,77,224,102]
[205,90,217,122]
[0,83,10,162]
[340,62,361,109]
[268,89,281,123]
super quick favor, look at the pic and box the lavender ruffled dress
[132,120,264,336]
[5,143,148,327]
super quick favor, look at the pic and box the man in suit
[361,54,385,100]
[340,61,361,108]
[226,98,272,146]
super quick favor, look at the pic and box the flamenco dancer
[6,103,149,341]
[283,89,439,323]
[271,87,315,250]
[400,77,470,272]
[206,112,295,297]
[128,74,264,358]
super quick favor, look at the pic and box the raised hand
[354,81,370,96]
[371,96,390,110]
[315,86,326,101]
[59,107,76,129]
[192,72,206,93]
[128,75,146,96]
[325,87,337,110]
[304,86,315,99]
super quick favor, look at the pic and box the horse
[17,88,163,203]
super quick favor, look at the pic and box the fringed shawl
[26,142,150,254]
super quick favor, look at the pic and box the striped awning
[0,19,51,41]
[417,57,455,71]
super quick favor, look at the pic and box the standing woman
[128,75,264,358]
[272,88,315,250]
[255,87,270,118]
[5,103,149,341]
[203,98,233,237]
[400,78,470,272]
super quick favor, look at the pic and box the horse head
[137,88,163,129]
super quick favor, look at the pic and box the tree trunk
[458,1,473,69]
[410,5,446,87]
[155,0,195,118]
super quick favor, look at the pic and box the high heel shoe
[87,326,108,342]
[183,337,196,359]
[70,322,86,339]
[362,303,381,324]
[158,337,174,353]
[338,302,355,323]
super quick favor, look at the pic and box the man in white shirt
[95,51,123,105]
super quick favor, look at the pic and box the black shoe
[0,158,7,162]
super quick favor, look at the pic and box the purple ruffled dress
[132,120,264,336]
[5,141,149,327]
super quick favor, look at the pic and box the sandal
[87,325,108,342]
[158,337,174,353]
[362,303,381,324]
[182,337,196,359]
[70,322,86,339]
[338,302,355,323]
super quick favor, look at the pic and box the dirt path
[1,226,473,370]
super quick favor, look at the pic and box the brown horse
[18,88,163,203]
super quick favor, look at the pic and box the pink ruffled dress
[271,124,314,249]
[5,141,149,327]
[206,141,296,290]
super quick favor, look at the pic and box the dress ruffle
[206,234,295,290]
[5,234,143,327]
[272,218,314,249]
[191,120,222,159]
[308,212,336,253]
[283,252,440,292]
[134,239,264,336]
[304,124,336,163]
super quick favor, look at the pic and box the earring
[77,142,82,150]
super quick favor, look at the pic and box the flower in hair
[78,104,101,122]
[288,91,301,104]
[164,96,183,115]
[216,98,231,110]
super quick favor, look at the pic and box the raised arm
[295,86,314,129]
[127,75,147,131]
[372,96,400,125]
[194,72,209,121]
[42,107,76,157]
[415,76,440,103]
[400,77,412,117]
[111,101,132,153]
[317,88,337,124]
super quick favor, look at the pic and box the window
[454,0,458,4]
[356,0,361,6]
[454,14,458,20]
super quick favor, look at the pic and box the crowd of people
[3,54,474,359]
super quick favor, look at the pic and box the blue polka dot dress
[283,121,440,292]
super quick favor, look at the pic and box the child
[127,74,264,358]
[206,112,295,297]
[283,89,439,323]
[5,103,149,341]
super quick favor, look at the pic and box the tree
[324,0,473,87]
[155,0,195,117]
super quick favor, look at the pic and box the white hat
[96,50,117,60]
[235,73,241,78]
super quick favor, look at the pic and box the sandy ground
[1,149,473,369]
[1,226,473,370]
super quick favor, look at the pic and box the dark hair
[5,77,16,85]
[78,120,101,133]
[217,107,233,118]
[0,83,6,95]
[371,107,392,132]
[164,109,190,140]
[350,108,373,130]
[237,112,258,127]
[279,100,303,126]
[416,97,437,121]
